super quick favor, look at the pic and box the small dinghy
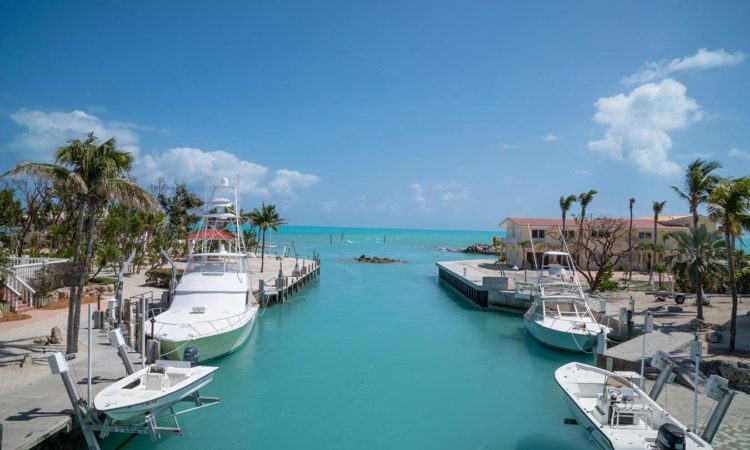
[94,360,218,422]
[555,362,712,450]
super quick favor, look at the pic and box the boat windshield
[184,254,246,274]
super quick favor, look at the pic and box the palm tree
[247,203,287,273]
[559,195,577,240]
[654,263,667,290]
[628,197,635,280]
[707,177,750,351]
[3,133,156,353]
[576,190,598,263]
[648,201,666,287]
[665,226,725,321]
[672,158,722,227]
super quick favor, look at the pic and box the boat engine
[183,346,200,366]
[656,423,685,450]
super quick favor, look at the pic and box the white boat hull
[555,362,713,450]
[524,317,597,353]
[158,311,256,362]
[95,366,218,422]
[561,390,614,450]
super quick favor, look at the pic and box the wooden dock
[256,256,321,305]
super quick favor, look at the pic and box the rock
[667,306,683,313]
[20,353,33,368]
[50,326,63,344]
[106,284,115,293]
[689,318,709,330]
[461,243,504,255]
[718,362,750,387]
[705,332,722,344]
[354,255,404,264]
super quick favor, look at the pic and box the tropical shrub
[145,268,184,288]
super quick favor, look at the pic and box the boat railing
[153,307,255,338]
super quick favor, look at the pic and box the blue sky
[1,1,749,230]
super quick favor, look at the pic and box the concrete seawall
[435,260,531,312]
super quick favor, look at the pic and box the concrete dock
[0,254,319,449]
[0,314,138,450]
[435,259,534,312]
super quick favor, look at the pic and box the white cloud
[410,182,426,208]
[623,48,745,84]
[9,108,141,159]
[137,147,270,195]
[729,147,750,160]
[541,134,559,142]
[436,181,470,203]
[136,148,321,198]
[269,169,320,198]
[500,144,517,150]
[588,79,701,176]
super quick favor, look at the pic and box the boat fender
[183,346,200,367]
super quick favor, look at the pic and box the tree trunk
[628,206,633,280]
[66,197,87,354]
[70,200,98,354]
[726,230,738,352]
[696,271,704,321]
[260,228,267,273]
[648,215,657,287]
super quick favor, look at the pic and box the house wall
[499,219,703,273]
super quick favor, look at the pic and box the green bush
[29,262,77,295]
[597,267,621,292]
[145,268,183,288]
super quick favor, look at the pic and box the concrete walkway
[0,311,138,450]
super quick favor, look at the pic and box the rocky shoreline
[354,255,405,264]
[435,243,504,255]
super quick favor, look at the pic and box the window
[531,229,545,239]
[564,230,575,239]
[639,232,652,239]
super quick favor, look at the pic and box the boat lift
[48,333,219,449]
[646,349,736,444]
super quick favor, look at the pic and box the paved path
[643,378,750,450]
[0,312,138,450]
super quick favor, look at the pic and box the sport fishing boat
[555,362,712,450]
[94,361,218,422]
[523,248,610,352]
[150,178,259,362]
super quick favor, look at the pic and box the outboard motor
[656,423,685,450]
[183,346,200,366]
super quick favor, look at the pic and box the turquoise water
[103,227,596,450]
